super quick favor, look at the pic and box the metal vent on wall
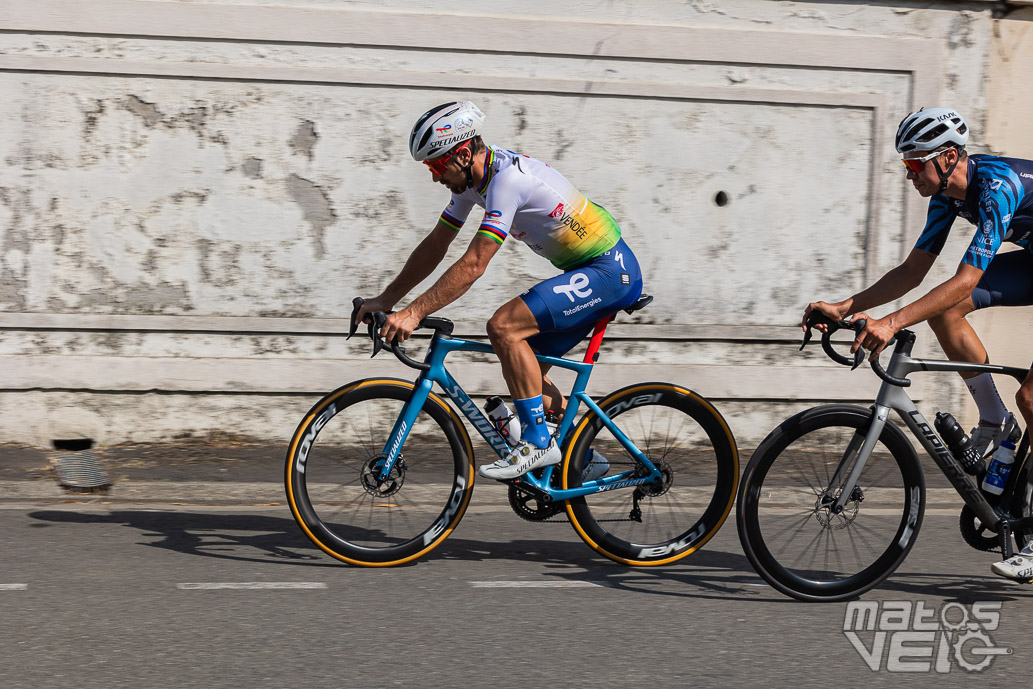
[51,439,111,492]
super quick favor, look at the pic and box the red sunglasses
[901,149,947,175]
[423,140,471,176]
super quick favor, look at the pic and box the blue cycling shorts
[519,237,643,356]
[971,249,1033,310]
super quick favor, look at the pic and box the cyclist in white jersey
[356,101,643,480]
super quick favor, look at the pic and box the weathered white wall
[0,0,1005,447]
[963,6,1033,429]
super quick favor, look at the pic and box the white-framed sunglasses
[901,148,951,174]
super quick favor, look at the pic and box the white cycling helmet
[894,107,969,153]
[408,101,486,162]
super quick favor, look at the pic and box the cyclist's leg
[540,365,566,416]
[941,251,1033,441]
[930,251,1033,366]
[520,237,644,354]
[486,298,543,402]
[1017,367,1033,441]
[483,237,641,471]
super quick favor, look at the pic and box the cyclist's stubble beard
[438,169,469,195]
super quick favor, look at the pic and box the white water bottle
[484,396,521,446]
[981,440,1016,496]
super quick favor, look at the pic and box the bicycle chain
[505,458,642,523]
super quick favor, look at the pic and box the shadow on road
[25,508,766,599]
[28,509,340,568]
[27,508,1031,603]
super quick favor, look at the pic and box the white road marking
[1,584,28,590]
[176,582,327,590]
[469,581,606,588]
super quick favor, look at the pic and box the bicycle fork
[827,389,1020,556]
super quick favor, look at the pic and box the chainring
[958,504,1002,552]
[507,483,564,522]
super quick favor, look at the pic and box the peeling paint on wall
[289,120,318,159]
[286,173,336,258]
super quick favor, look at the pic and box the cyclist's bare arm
[803,248,936,330]
[871,261,984,333]
[379,235,501,343]
[357,221,458,324]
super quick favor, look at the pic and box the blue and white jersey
[914,155,1033,271]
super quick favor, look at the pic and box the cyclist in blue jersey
[355,101,643,481]
[804,107,1033,582]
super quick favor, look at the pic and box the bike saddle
[624,294,653,314]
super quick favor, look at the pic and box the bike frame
[826,330,1033,556]
[376,322,663,501]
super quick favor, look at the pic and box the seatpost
[583,316,614,364]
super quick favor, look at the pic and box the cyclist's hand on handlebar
[380,307,422,345]
[802,301,849,333]
[848,313,896,360]
[354,296,392,329]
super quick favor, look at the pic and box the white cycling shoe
[991,541,1033,583]
[970,414,1019,459]
[478,439,561,480]
[582,449,610,482]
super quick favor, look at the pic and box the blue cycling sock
[514,395,550,449]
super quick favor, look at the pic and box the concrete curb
[0,480,967,507]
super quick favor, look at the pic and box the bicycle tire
[285,378,475,566]
[736,405,925,602]
[1007,446,1033,550]
[561,383,738,565]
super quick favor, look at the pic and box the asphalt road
[2,499,1029,689]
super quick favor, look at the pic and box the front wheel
[736,405,925,602]
[285,379,475,566]
[562,383,739,565]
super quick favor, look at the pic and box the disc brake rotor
[640,459,674,498]
[814,487,861,529]
[360,455,406,498]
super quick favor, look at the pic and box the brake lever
[347,297,364,341]
[370,312,386,358]
[850,347,864,370]
[799,327,813,352]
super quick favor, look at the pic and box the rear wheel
[285,379,474,566]
[562,383,738,565]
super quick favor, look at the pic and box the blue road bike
[285,297,739,566]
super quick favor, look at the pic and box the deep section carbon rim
[563,383,738,565]
[737,406,924,601]
[285,380,473,566]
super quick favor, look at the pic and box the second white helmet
[895,107,969,153]
[409,101,486,162]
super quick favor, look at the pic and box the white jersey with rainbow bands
[437,146,622,270]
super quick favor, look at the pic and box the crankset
[507,482,564,522]
[959,504,1003,552]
